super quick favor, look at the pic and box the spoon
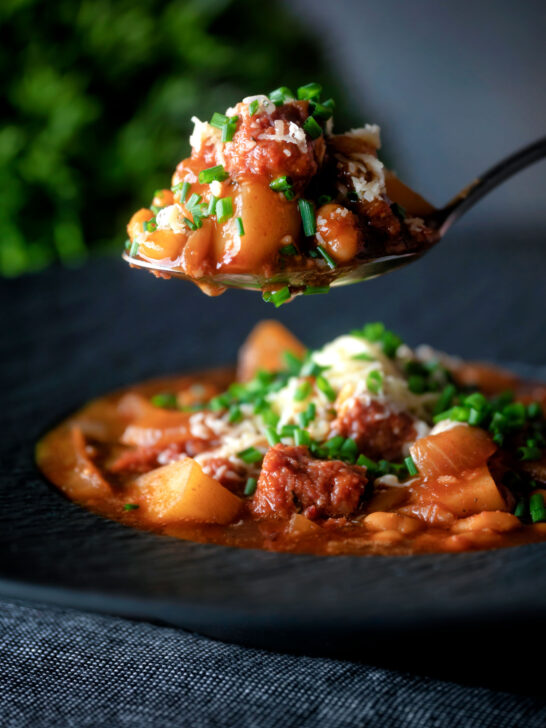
[123,136,546,294]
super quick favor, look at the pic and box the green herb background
[1,0,357,277]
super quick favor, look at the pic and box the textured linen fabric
[2,229,546,727]
[1,600,546,728]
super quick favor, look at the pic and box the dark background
[3,0,545,367]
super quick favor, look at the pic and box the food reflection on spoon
[122,83,545,304]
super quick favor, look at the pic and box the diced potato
[286,513,321,536]
[136,458,241,524]
[384,169,436,218]
[120,410,192,448]
[237,320,307,381]
[399,502,456,527]
[140,229,186,261]
[451,511,521,534]
[365,486,409,513]
[213,181,301,273]
[410,424,496,479]
[412,465,508,517]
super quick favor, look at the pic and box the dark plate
[2,247,546,690]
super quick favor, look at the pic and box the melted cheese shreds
[258,120,308,153]
[344,124,381,149]
[155,204,186,234]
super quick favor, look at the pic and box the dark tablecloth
[2,226,545,727]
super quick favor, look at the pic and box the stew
[124,83,437,300]
[37,321,546,556]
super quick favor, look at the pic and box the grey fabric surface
[1,600,545,728]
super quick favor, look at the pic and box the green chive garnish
[265,426,280,446]
[123,503,139,511]
[269,86,295,105]
[303,116,323,139]
[316,245,336,269]
[298,199,316,236]
[352,352,375,361]
[530,493,546,523]
[210,112,229,128]
[151,393,178,409]
[294,381,312,401]
[244,477,257,496]
[263,286,291,307]
[199,165,229,184]
[236,217,245,236]
[366,370,383,395]
[280,244,298,256]
[249,99,259,116]
[237,447,263,464]
[303,286,330,295]
[215,197,233,223]
[297,82,322,100]
[129,240,139,257]
[316,375,336,402]
[404,456,419,477]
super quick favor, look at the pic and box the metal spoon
[123,136,546,293]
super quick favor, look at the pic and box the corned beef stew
[37,321,546,555]
[124,83,437,301]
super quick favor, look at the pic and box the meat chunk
[251,444,367,520]
[331,399,416,462]
[224,101,324,189]
[199,457,248,495]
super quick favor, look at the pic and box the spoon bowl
[123,136,545,294]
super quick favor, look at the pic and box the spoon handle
[437,136,546,236]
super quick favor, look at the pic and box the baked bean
[364,511,422,535]
[152,189,174,208]
[316,203,361,263]
[140,229,186,261]
[371,529,404,545]
[127,208,154,241]
[451,511,521,534]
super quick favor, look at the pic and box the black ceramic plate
[2,250,546,688]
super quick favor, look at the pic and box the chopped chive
[390,202,407,220]
[316,375,336,402]
[316,245,336,269]
[249,99,259,116]
[129,240,139,257]
[298,199,316,236]
[310,100,334,121]
[325,435,344,455]
[519,440,542,461]
[237,447,263,464]
[210,112,229,128]
[263,286,291,307]
[123,503,139,511]
[408,374,426,394]
[215,197,233,223]
[317,194,332,206]
[366,370,383,395]
[183,217,197,231]
[434,384,457,415]
[244,477,257,496]
[528,402,542,419]
[294,381,312,401]
[283,351,303,374]
[265,426,280,446]
[236,217,245,236]
[142,218,157,233]
[280,244,298,256]
[294,428,311,446]
[514,497,527,519]
[209,394,231,411]
[340,438,358,462]
[206,195,217,216]
[530,493,546,523]
[180,181,190,201]
[186,193,202,209]
[404,456,419,477]
[357,453,377,471]
[269,86,295,105]
[297,82,322,100]
[199,165,229,184]
[303,116,323,139]
[151,393,178,409]
[303,286,330,295]
[352,352,375,361]
[228,405,242,424]
[124,238,131,250]
[221,117,238,142]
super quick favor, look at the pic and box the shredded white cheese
[258,120,308,153]
[344,124,381,149]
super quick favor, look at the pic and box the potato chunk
[237,320,306,381]
[136,458,241,524]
